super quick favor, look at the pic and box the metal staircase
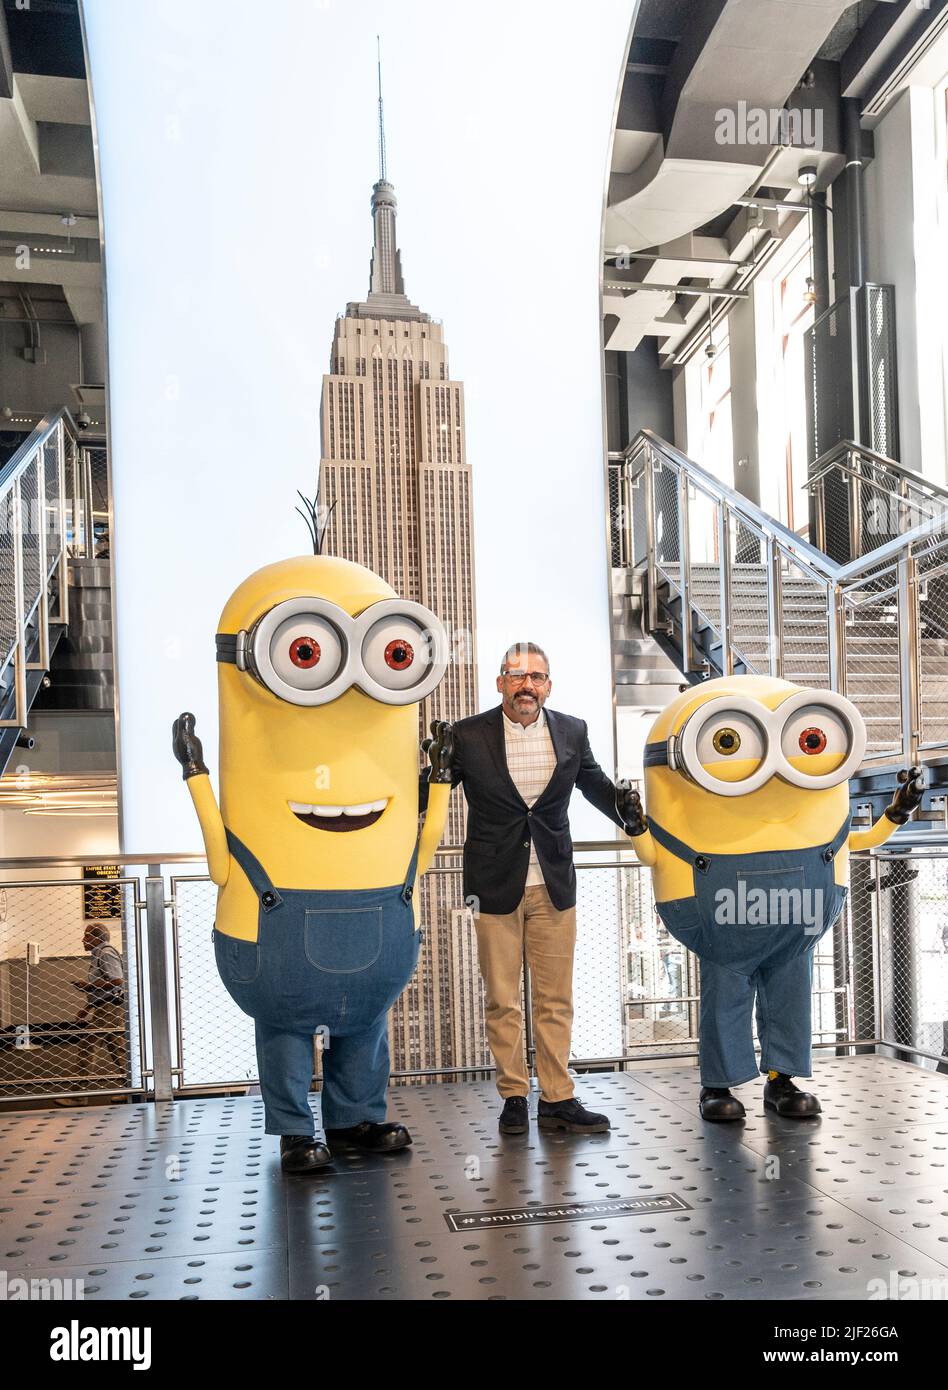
[0,410,98,775]
[611,430,948,816]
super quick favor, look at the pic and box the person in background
[59,925,127,1105]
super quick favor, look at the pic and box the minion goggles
[643,690,866,797]
[216,596,449,707]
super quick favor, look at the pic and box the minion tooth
[287,798,389,818]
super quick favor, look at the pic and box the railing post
[31,441,49,671]
[643,444,659,633]
[678,466,693,671]
[766,536,784,678]
[56,422,69,625]
[898,551,921,764]
[826,580,844,693]
[848,464,861,560]
[621,458,634,569]
[82,446,95,559]
[10,478,26,727]
[145,864,175,1102]
[815,476,827,554]
[717,504,733,675]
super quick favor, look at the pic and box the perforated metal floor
[2,1056,947,1300]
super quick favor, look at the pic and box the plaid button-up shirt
[502,707,556,887]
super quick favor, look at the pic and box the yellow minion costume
[172,554,453,1170]
[619,675,923,1120]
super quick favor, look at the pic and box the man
[449,642,637,1135]
[74,925,126,1087]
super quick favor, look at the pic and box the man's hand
[172,712,210,781]
[421,720,454,784]
[616,778,648,836]
[885,765,925,824]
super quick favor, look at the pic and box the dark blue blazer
[449,704,624,914]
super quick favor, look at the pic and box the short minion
[622,674,923,1122]
[172,554,454,1171]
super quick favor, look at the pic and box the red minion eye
[799,726,827,755]
[289,636,321,669]
[384,638,414,671]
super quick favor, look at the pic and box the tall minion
[619,674,923,1121]
[172,554,453,1172]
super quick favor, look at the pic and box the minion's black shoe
[699,1087,746,1122]
[537,1098,610,1133]
[763,1073,821,1117]
[279,1134,333,1173]
[324,1121,412,1152]
[498,1096,529,1134]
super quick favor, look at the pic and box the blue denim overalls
[649,815,850,1088]
[213,830,422,1136]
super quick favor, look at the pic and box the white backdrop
[82,0,634,852]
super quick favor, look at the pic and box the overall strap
[225,829,284,913]
[821,813,852,863]
[648,812,853,874]
[646,819,710,872]
[401,834,422,904]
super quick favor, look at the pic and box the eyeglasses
[216,596,449,708]
[643,690,866,797]
[502,670,550,686]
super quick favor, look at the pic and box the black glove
[616,778,648,836]
[421,720,454,784]
[885,765,924,825]
[172,712,209,781]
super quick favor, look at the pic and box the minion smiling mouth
[287,798,389,832]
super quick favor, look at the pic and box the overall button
[261,891,276,908]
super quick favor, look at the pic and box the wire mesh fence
[875,850,948,1066]
[5,842,942,1105]
[0,875,143,1100]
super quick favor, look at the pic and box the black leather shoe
[763,1073,821,1117]
[537,1098,610,1133]
[498,1096,529,1134]
[279,1134,333,1173]
[699,1086,746,1122]
[324,1121,412,1152]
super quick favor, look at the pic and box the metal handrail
[0,839,639,872]
[627,429,843,581]
[806,439,948,560]
[619,428,948,766]
[626,430,948,587]
[808,437,948,505]
[0,408,101,735]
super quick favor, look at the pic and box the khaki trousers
[474,883,577,1102]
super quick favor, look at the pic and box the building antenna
[376,35,387,183]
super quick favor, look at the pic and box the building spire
[345,41,428,320]
[377,35,387,184]
[367,37,408,302]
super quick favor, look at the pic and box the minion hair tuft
[296,489,336,556]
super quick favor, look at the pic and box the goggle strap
[216,633,239,664]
